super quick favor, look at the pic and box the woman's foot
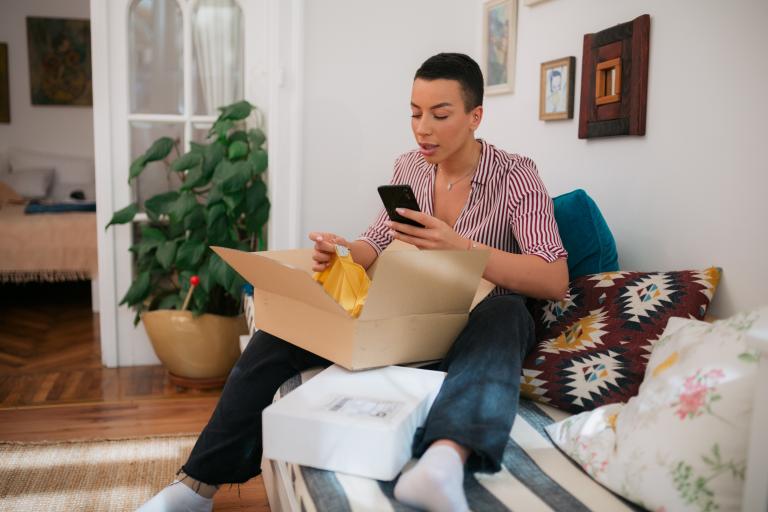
[136,474,217,512]
[394,444,469,512]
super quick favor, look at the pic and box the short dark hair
[414,53,484,112]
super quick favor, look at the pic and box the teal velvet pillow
[552,189,618,279]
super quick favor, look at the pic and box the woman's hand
[308,232,349,272]
[386,208,467,250]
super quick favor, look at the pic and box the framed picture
[539,56,575,121]
[578,14,650,138]
[523,0,550,5]
[26,17,92,106]
[482,0,517,95]
[0,43,9,123]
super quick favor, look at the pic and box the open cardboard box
[213,241,494,370]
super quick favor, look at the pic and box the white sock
[394,444,469,512]
[135,480,214,512]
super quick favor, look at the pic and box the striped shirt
[358,139,567,295]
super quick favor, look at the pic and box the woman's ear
[470,106,483,130]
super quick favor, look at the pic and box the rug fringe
[0,432,199,446]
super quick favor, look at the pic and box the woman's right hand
[308,232,349,272]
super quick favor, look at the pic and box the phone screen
[377,185,424,228]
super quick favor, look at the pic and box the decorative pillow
[0,168,54,199]
[521,268,721,413]
[553,189,619,279]
[0,179,23,204]
[545,307,767,512]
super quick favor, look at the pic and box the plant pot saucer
[168,371,228,390]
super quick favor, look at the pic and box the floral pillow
[545,307,767,512]
[522,268,721,413]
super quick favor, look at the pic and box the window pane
[129,0,184,114]
[192,0,244,115]
[131,122,184,206]
[192,123,213,144]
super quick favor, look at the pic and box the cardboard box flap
[212,246,347,316]
[359,249,489,320]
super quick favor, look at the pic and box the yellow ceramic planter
[142,310,247,381]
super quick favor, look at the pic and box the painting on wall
[539,56,575,121]
[26,17,92,106]
[0,43,9,123]
[483,0,517,95]
[578,14,650,138]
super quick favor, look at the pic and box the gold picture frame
[482,0,517,95]
[539,56,575,121]
[0,43,9,123]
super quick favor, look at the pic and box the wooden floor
[0,281,270,511]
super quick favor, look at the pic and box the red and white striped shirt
[358,139,567,295]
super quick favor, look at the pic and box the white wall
[300,0,478,243]
[299,0,768,318]
[0,0,94,158]
[475,0,768,318]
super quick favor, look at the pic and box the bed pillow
[9,148,95,201]
[521,267,721,413]
[545,307,767,512]
[553,189,618,279]
[0,168,54,200]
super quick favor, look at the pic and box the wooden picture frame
[0,43,9,123]
[539,56,575,121]
[578,14,650,138]
[482,0,517,95]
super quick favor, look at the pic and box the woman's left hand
[386,208,467,250]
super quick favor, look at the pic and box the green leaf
[157,293,181,310]
[144,191,179,221]
[248,149,268,175]
[209,253,235,291]
[119,271,151,306]
[129,155,148,181]
[228,274,246,302]
[106,203,138,229]
[180,163,208,191]
[738,351,760,363]
[228,130,249,144]
[246,198,270,233]
[197,257,212,293]
[245,180,267,214]
[228,140,249,160]
[171,151,202,172]
[143,136,176,163]
[156,240,178,270]
[131,226,166,258]
[247,128,266,148]
[218,100,253,121]
[176,239,206,270]
[223,190,245,212]
[210,119,234,139]
[202,141,226,175]
[184,204,206,231]
[169,192,198,224]
[189,142,206,154]
[221,161,251,194]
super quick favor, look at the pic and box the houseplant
[106,100,269,386]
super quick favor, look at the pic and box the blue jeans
[182,293,534,483]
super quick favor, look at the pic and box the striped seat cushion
[264,368,646,512]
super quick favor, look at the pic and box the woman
[138,53,567,512]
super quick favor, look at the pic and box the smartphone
[377,184,425,228]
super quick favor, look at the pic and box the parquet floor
[0,281,270,511]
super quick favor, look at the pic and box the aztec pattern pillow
[521,267,721,413]
[545,307,767,512]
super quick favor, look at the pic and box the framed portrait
[482,0,517,95]
[26,17,92,106]
[0,43,9,123]
[539,56,575,121]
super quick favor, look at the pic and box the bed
[0,201,97,283]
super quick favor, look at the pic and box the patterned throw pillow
[545,307,767,512]
[521,268,721,413]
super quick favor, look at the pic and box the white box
[262,364,446,480]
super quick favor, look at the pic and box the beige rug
[0,435,197,512]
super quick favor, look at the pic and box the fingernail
[388,230,396,236]
[395,208,404,214]
[316,235,323,241]
[384,221,392,227]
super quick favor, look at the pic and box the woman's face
[410,78,482,164]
